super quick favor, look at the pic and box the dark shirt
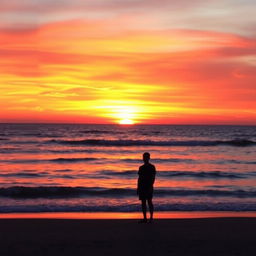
[138,163,156,190]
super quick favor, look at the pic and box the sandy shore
[0,218,256,256]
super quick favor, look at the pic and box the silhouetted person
[137,152,156,223]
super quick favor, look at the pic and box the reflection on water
[0,123,256,213]
[1,211,256,219]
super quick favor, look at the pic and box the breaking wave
[49,139,256,147]
[1,186,256,198]
[101,170,248,179]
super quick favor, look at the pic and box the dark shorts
[138,187,153,200]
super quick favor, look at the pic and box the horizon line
[0,122,256,127]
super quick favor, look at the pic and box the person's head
[143,152,150,163]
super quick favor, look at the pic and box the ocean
[0,123,256,213]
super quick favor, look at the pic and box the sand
[0,218,256,256]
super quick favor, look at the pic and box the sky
[0,0,256,124]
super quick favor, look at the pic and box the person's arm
[151,166,156,185]
[137,167,141,194]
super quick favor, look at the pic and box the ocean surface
[0,123,256,213]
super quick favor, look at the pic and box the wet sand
[0,218,256,256]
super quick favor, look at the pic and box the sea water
[0,123,255,213]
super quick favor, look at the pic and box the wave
[7,140,39,145]
[0,172,45,178]
[0,148,135,154]
[100,170,136,176]
[1,157,103,164]
[0,170,248,180]
[121,158,195,163]
[2,156,256,167]
[49,138,256,147]
[159,170,248,179]
[0,147,20,153]
[0,157,194,164]
[9,133,63,138]
[0,148,106,154]
[100,170,247,179]
[80,130,113,134]
[20,133,42,137]
[1,186,256,198]
[225,160,256,165]
[0,186,133,198]
[55,169,73,172]
[50,157,101,163]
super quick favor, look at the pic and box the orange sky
[1,0,256,124]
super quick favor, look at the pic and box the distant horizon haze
[0,121,256,126]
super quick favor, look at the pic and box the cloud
[1,0,255,37]
[0,0,207,12]
[0,1,256,124]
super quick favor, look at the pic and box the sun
[98,102,139,125]
[114,105,137,125]
[119,118,134,125]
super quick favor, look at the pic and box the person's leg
[141,199,147,220]
[148,198,154,220]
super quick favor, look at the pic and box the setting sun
[106,104,138,125]
[119,118,134,125]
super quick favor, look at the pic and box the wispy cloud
[0,0,255,123]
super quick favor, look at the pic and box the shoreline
[1,211,256,219]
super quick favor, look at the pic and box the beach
[1,217,256,256]
[1,124,256,255]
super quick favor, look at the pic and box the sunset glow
[0,0,256,124]
[119,119,134,125]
